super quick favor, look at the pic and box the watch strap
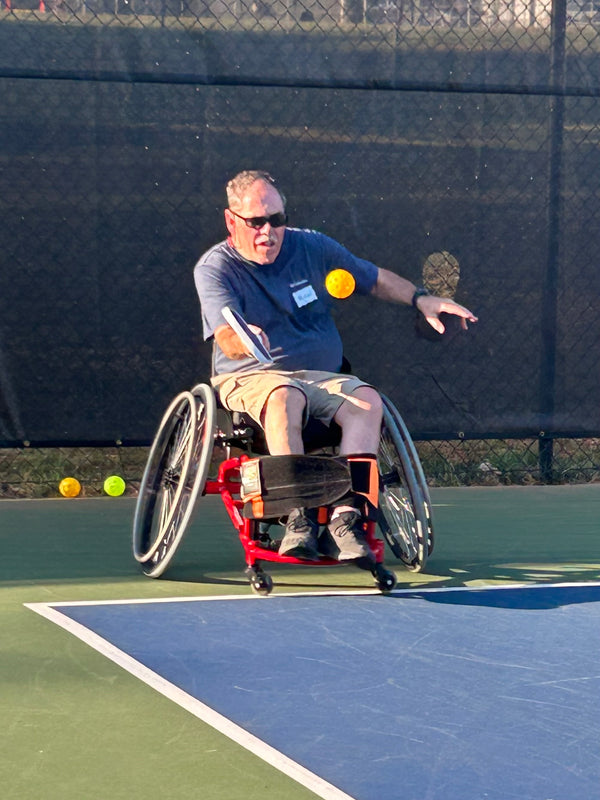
[411,287,430,309]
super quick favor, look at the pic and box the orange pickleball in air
[325,269,356,299]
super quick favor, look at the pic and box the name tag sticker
[292,284,318,308]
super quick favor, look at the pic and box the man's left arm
[370,267,478,334]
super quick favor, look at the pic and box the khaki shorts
[212,369,372,428]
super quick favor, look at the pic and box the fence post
[539,0,567,484]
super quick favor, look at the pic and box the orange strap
[346,455,379,519]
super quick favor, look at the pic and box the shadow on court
[1,485,599,589]
[398,581,600,608]
[153,483,600,592]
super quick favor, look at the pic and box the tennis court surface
[3,485,600,799]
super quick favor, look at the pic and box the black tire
[382,394,435,556]
[132,385,216,577]
[247,566,274,596]
[377,400,431,572]
[372,563,398,593]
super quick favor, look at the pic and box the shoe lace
[287,510,314,533]
[331,510,363,538]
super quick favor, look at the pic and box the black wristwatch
[411,287,430,309]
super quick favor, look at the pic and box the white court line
[25,600,358,800]
[25,587,383,608]
[25,580,600,610]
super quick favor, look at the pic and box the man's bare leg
[261,386,320,559]
[334,386,383,455]
[261,385,306,455]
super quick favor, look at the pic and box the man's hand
[215,323,270,360]
[416,295,478,334]
[248,324,270,353]
[371,267,478,333]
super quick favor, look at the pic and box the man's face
[225,180,286,265]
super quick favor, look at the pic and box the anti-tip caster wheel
[246,567,274,596]
[373,564,397,594]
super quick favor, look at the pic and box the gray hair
[225,170,286,211]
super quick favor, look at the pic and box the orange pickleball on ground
[59,477,81,497]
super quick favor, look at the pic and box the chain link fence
[2,0,599,35]
[1,0,599,495]
[2,437,598,498]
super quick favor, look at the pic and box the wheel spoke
[169,414,193,471]
[157,486,170,534]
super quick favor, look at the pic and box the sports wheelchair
[132,383,434,595]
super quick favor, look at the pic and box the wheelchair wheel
[377,400,431,572]
[132,385,216,577]
[381,394,435,556]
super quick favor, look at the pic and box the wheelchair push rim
[132,386,216,576]
[381,394,435,557]
[378,402,430,572]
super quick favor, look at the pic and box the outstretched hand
[371,269,477,334]
[417,295,478,334]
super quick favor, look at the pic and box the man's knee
[354,386,383,412]
[262,385,306,425]
[336,386,383,422]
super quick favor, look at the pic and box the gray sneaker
[278,508,320,561]
[326,509,375,563]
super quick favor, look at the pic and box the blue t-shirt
[193,227,379,375]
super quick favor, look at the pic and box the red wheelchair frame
[133,383,433,594]
[206,452,387,594]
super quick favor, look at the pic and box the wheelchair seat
[228,409,342,455]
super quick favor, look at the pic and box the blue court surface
[28,584,600,800]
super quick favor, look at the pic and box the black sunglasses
[229,209,288,229]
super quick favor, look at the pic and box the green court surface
[2,485,599,799]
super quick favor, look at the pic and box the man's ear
[224,209,235,236]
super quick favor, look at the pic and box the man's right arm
[194,246,270,361]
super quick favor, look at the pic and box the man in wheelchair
[194,170,477,567]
